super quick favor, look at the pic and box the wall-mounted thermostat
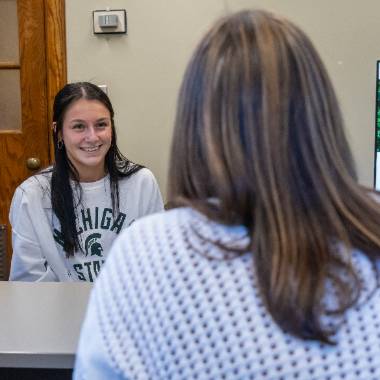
[93,9,127,34]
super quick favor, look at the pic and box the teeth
[82,146,100,152]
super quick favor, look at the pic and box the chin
[84,160,105,168]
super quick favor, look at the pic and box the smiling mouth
[80,145,102,152]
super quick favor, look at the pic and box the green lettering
[101,208,113,230]
[83,262,94,282]
[73,264,86,281]
[111,213,126,234]
[94,207,99,229]
[81,208,93,231]
[93,260,101,277]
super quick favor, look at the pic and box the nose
[84,126,99,142]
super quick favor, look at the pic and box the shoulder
[97,206,250,311]
[107,208,191,259]
[10,171,53,221]
[110,207,248,262]
[97,209,192,297]
[119,167,159,188]
[121,167,156,181]
[17,170,51,194]
[126,207,194,234]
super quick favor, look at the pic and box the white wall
[66,1,380,197]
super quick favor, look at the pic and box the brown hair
[168,9,380,342]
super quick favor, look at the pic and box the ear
[52,122,57,133]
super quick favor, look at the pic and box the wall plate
[93,9,127,34]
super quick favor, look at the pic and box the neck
[77,166,107,183]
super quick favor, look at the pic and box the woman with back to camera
[74,10,380,379]
[9,82,163,282]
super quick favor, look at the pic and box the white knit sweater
[74,207,380,380]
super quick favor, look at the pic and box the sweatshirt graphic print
[53,205,130,282]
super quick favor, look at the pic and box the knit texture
[75,207,380,380]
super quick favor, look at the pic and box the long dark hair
[51,82,142,256]
[168,10,380,342]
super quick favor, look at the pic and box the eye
[72,123,85,130]
[96,121,109,129]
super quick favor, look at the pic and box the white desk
[0,282,92,368]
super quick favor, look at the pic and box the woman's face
[60,98,112,182]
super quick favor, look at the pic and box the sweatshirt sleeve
[138,168,164,216]
[9,187,58,282]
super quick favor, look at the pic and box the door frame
[1,0,67,278]
[45,0,67,158]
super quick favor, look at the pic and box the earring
[57,139,64,150]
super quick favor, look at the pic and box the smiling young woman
[9,82,164,282]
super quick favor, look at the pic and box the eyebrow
[69,117,110,123]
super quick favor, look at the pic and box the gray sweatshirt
[9,168,163,282]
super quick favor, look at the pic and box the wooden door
[0,0,66,279]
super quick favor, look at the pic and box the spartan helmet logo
[85,233,104,257]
